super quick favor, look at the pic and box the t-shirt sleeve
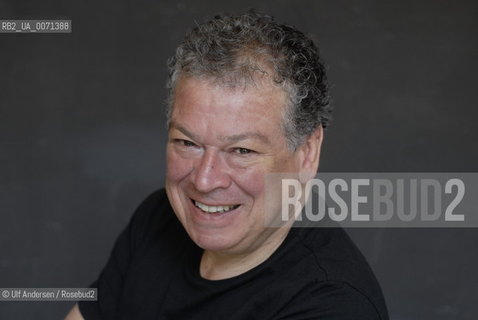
[275,281,385,320]
[78,190,165,320]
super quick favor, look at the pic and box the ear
[298,126,324,184]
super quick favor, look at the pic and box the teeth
[194,201,237,213]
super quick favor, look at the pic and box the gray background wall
[1,0,477,319]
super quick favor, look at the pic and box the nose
[191,148,232,193]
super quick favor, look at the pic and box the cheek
[233,167,266,198]
[166,148,193,183]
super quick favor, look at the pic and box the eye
[173,139,197,147]
[233,147,253,155]
[181,140,196,147]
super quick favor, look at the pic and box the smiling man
[66,11,388,320]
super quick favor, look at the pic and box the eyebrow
[169,122,270,145]
[221,132,270,144]
[169,123,200,141]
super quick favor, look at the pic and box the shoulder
[127,188,175,243]
[295,227,378,284]
[130,188,170,222]
[103,188,179,259]
[276,280,385,319]
[288,227,389,319]
[77,189,179,319]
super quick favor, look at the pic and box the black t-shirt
[79,189,389,319]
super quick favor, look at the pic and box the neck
[199,224,293,280]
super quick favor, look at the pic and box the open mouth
[192,199,240,214]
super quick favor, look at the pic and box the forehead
[169,76,288,143]
[171,76,287,118]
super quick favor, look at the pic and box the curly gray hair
[167,11,332,150]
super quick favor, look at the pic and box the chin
[188,230,232,251]
[189,229,242,253]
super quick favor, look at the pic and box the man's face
[166,76,309,255]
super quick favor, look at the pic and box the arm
[65,303,84,320]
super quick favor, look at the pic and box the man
[66,11,388,319]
